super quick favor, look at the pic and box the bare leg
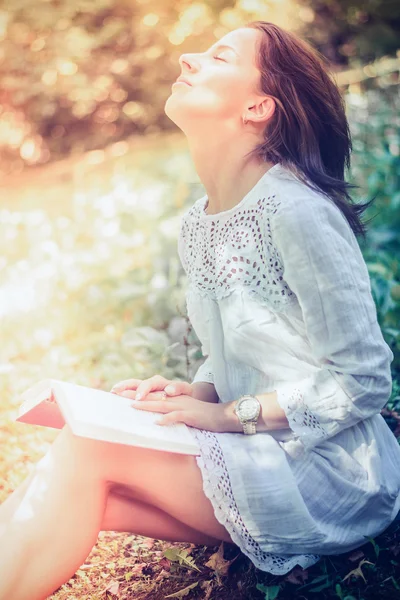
[102,490,222,545]
[0,425,234,600]
[0,426,109,600]
[1,474,220,546]
[0,467,40,526]
[1,479,220,546]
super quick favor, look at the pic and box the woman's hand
[131,392,226,432]
[110,374,226,432]
[110,375,193,402]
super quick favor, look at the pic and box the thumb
[164,381,192,396]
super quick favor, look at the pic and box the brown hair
[244,21,376,241]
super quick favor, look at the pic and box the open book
[15,379,200,456]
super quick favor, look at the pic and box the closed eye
[213,55,226,62]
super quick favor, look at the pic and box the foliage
[0,0,398,174]
[297,0,400,65]
[0,0,286,172]
[346,84,400,413]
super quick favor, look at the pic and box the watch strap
[243,421,257,435]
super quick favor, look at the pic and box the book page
[51,380,197,446]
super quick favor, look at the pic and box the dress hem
[190,428,321,575]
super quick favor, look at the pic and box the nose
[178,53,196,73]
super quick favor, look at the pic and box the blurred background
[0,0,399,496]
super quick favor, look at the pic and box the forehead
[214,28,260,64]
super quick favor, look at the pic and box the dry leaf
[348,549,365,562]
[132,562,148,575]
[342,559,374,584]
[164,581,198,598]
[200,579,214,600]
[204,542,237,577]
[285,566,309,584]
[159,556,171,570]
[101,580,119,596]
[154,569,171,582]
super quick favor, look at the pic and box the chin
[164,97,185,129]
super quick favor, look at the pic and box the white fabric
[178,162,400,575]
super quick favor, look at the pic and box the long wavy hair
[244,21,376,242]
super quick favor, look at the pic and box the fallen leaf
[348,549,364,562]
[155,569,171,582]
[101,580,119,596]
[164,581,198,598]
[200,579,214,600]
[159,557,171,570]
[285,566,309,584]
[204,542,238,576]
[342,559,374,584]
[163,547,201,572]
[131,562,147,575]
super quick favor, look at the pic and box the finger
[117,390,137,400]
[110,379,142,393]
[119,390,168,401]
[111,375,169,395]
[130,400,176,413]
[156,410,186,426]
[164,381,193,397]
[134,375,171,401]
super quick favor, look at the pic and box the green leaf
[255,584,281,600]
[308,579,334,592]
[335,582,343,599]
[162,547,200,572]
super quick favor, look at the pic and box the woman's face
[164,27,264,134]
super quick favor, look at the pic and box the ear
[245,96,275,125]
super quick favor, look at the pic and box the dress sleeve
[191,355,214,385]
[269,190,394,455]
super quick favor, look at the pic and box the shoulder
[178,196,203,230]
[264,167,355,245]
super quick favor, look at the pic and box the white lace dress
[177,163,400,575]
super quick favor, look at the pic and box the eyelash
[213,55,226,62]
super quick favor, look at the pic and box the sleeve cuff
[192,356,214,385]
[275,379,334,452]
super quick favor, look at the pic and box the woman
[1,20,400,599]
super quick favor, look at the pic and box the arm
[190,356,220,404]
[269,191,393,454]
[221,390,290,432]
[220,191,394,451]
[191,382,220,404]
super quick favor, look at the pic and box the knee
[50,425,105,481]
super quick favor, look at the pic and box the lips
[175,77,192,86]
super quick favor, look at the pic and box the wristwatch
[233,394,261,434]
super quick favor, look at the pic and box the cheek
[198,78,246,113]
[167,75,247,120]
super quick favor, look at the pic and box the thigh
[58,425,235,545]
[102,490,224,545]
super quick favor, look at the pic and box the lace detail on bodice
[190,429,321,575]
[179,190,298,313]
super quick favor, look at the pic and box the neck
[186,134,276,215]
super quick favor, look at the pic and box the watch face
[237,398,259,421]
